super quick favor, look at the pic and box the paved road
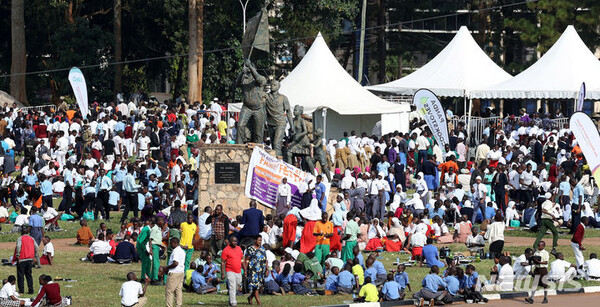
[463,292,600,306]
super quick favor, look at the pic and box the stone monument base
[198,144,340,218]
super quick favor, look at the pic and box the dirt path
[462,292,600,306]
[0,238,89,252]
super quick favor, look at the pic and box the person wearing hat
[533,193,559,255]
[472,176,487,224]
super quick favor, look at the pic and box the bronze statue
[307,128,331,181]
[266,80,293,158]
[236,59,267,144]
[286,105,311,165]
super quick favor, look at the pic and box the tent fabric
[366,26,512,97]
[279,33,409,115]
[471,26,600,100]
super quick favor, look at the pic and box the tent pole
[467,98,473,144]
[463,95,467,116]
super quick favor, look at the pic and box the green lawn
[2,205,600,306]
[1,230,600,306]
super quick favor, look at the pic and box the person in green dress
[136,219,152,280]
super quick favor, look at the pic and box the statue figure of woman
[286,105,311,165]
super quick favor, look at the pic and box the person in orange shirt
[438,155,459,184]
[313,212,334,266]
[75,219,94,246]
[66,109,76,122]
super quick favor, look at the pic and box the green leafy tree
[505,0,600,54]
[46,18,114,101]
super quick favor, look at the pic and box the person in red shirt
[31,275,67,306]
[571,216,588,276]
[221,236,243,307]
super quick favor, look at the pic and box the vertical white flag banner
[576,82,586,112]
[68,67,89,119]
[413,89,449,154]
[570,112,600,188]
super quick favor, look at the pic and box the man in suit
[238,200,264,248]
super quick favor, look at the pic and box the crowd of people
[0,96,598,307]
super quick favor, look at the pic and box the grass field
[2,212,600,306]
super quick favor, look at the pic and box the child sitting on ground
[381,273,404,301]
[462,264,488,303]
[355,276,378,302]
[276,263,293,293]
[324,266,339,294]
[291,263,314,295]
[191,265,217,294]
[75,219,94,246]
[393,264,411,296]
[184,262,197,292]
[337,264,356,294]
[352,258,364,286]
[264,260,282,295]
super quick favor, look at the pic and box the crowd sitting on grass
[0,97,597,307]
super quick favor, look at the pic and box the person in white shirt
[584,253,600,280]
[197,206,212,241]
[484,213,505,259]
[0,203,8,223]
[0,275,25,306]
[410,230,427,263]
[120,272,149,307]
[484,255,514,292]
[164,237,185,307]
[276,177,291,217]
[170,160,182,184]
[548,252,577,282]
[137,131,151,159]
[88,233,112,263]
[40,236,55,266]
[513,248,533,280]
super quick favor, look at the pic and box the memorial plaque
[214,163,241,184]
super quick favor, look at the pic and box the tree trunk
[10,0,27,105]
[196,0,204,103]
[377,0,387,84]
[113,0,122,95]
[188,0,198,102]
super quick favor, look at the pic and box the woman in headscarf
[299,199,321,254]
[505,201,520,227]
[365,218,386,251]
[433,216,453,244]
[340,169,355,193]
[347,138,360,170]
[384,217,404,252]
[330,201,345,252]
[454,215,472,243]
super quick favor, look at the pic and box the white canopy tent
[471,25,600,100]
[366,26,512,98]
[279,32,410,139]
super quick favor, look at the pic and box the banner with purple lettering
[245,147,330,209]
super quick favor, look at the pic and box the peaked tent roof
[366,26,512,97]
[279,33,408,115]
[471,25,600,99]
